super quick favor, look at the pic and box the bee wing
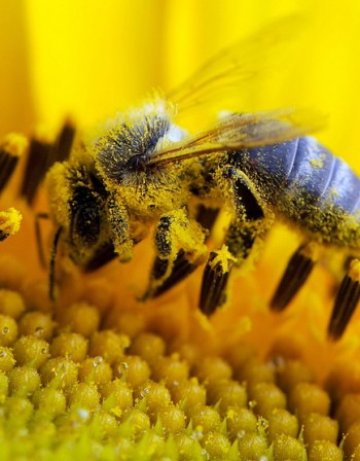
[149,110,323,167]
[166,15,307,115]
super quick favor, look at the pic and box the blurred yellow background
[0,0,359,166]
[1,0,360,168]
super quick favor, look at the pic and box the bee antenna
[49,227,62,301]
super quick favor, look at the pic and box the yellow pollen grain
[267,408,299,441]
[9,366,41,396]
[32,387,66,419]
[138,381,172,416]
[206,378,247,415]
[101,379,133,413]
[308,440,343,461]
[189,404,221,433]
[0,289,25,319]
[113,354,151,388]
[0,314,18,346]
[89,330,129,364]
[288,382,331,421]
[128,332,166,364]
[157,404,186,434]
[58,302,100,337]
[276,359,314,392]
[50,332,88,362]
[272,433,307,461]
[151,354,189,387]
[194,355,233,382]
[78,356,113,385]
[5,396,34,426]
[68,382,100,410]
[236,357,275,386]
[40,357,79,390]
[202,431,232,459]
[237,432,268,459]
[171,377,207,412]
[249,381,287,418]
[302,412,339,446]
[0,346,15,372]
[226,406,258,440]
[13,335,50,368]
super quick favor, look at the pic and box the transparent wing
[149,109,323,167]
[166,15,308,115]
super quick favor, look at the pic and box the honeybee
[23,17,360,340]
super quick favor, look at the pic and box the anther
[328,257,360,340]
[271,242,319,311]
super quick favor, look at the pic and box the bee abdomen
[244,137,360,212]
[285,137,360,215]
[242,137,360,245]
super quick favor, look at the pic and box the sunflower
[0,1,360,460]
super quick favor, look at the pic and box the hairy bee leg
[49,227,62,301]
[35,212,50,269]
[328,258,360,340]
[106,191,133,263]
[20,121,75,205]
[145,209,207,299]
[147,206,220,297]
[199,168,266,315]
[271,242,319,311]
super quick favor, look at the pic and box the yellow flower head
[1,2,360,460]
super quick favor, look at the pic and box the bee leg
[49,227,62,301]
[271,242,319,311]
[106,192,133,263]
[35,212,50,269]
[145,209,207,298]
[328,257,360,340]
[20,121,75,205]
[199,168,266,315]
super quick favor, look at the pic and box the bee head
[96,114,170,184]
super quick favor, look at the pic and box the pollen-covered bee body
[235,137,360,248]
[42,17,360,339]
